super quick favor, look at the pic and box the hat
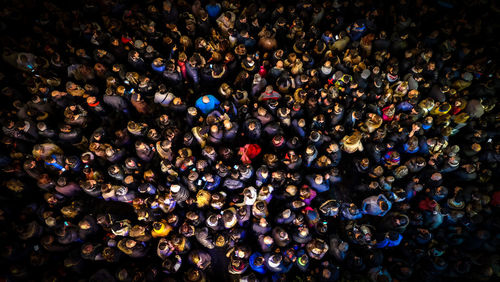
[170,184,180,193]
[448,157,460,167]
[298,255,308,266]
[361,69,371,80]
[207,215,218,226]
[268,255,282,268]
[310,131,321,142]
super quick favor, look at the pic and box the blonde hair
[178,52,187,62]
[196,190,211,208]
[179,36,192,49]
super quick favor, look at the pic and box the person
[195,94,220,115]
[0,0,498,281]
[258,85,281,102]
[362,194,392,217]
[205,0,221,20]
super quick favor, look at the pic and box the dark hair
[159,241,168,250]
[153,222,162,230]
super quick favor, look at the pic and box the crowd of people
[1,0,499,281]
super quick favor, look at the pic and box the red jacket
[240,144,261,164]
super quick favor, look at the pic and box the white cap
[268,255,281,268]
[170,184,180,193]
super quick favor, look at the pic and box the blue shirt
[397,101,413,111]
[151,63,165,73]
[422,123,432,130]
[387,234,403,247]
[375,234,402,248]
[45,154,66,172]
[195,95,220,115]
[375,238,389,248]
[206,4,221,19]
[403,143,419,154]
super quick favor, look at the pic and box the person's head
[326,143,338,153]
[263,235,273,245]
[306,145,315,155]
[210,125,219,134]
[79,220,91,230]
[256,201,265,211]
[278,229,288,239]
[170,184,181,193]
[394,215,408,226]
[281,209,291,219]
[427,61,436,71]
[223,209,234,222]
[125,239,136,248]
[431,172,442,181]
[471,143,481,152]
[310,131,321,142]
[252,255,264,266]
[248,121,256,131]
[314,174,324,184]
[286,185,297,196]
[270,254,282,265]
[265,85,274,94]
[272,135,284,147]
[257,107,267,116]
[222,119,232,130]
